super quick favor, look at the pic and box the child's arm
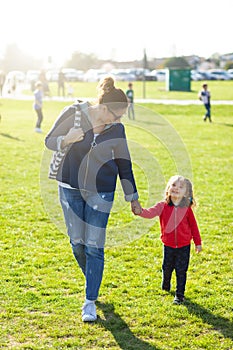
[188,208,202,253]
[135,202,164,218]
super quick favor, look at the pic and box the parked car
[197,70,216,80]
[144,69,157,81]
[26,70,40,83]
[46,69,59,82]
[191,70,203,81]
[62,68,84,81]
[227,69,233,80]
[110,69,136,81]
[145,69,167,81]
[207,69,230,80]
[5,70,25,83]
[127,68,150,81]
[3,70,25,94]
[83,69,107,82]
[156,69,167,81]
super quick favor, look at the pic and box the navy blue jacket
[45,103,138,201]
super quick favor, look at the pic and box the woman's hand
[195,245,202,253]
[131,200,142,215]
[62,127,84,147]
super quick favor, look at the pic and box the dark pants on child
[35,108,43,128]
[162,245,190,298]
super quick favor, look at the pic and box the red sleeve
[139,202,165,219]
[188,208,202,245]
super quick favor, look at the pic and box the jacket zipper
[174,206,178,248]
[83,134,98,189]
[82,124,116,189]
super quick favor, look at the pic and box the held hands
[63,127,84,146]
[131,200,142,215]
[195,245,202,253]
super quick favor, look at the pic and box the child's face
[168,180,187,202]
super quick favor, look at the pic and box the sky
[0,0,232,67]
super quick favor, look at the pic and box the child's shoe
[173,295,185,305]
[162,281,171,292]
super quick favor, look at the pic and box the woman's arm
[45,106,78,151]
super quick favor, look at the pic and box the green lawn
[0,97,232,349]
[23,80,233,101]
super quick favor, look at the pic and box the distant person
[33,81,44,133]
[67,83,74,98]
[134,175,202,305]
[58,69,66,97]
[0,71,5,96]
[198,83,212,122]
[39,70,50,97]
[8,76,17,95]
[126,82,135,119]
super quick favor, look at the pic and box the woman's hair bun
[97,75,128,106]
[97,76,115,95]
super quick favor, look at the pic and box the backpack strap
[74,100,92,133]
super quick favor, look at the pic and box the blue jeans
[59,186,114,300]
[128,103,135,119]
[204,103,211,120]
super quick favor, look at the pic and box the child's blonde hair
[165,175,196,207]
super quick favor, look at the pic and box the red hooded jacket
[139,201,201,248]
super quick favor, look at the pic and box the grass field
[22,80,233,101]
[0,94,233,349]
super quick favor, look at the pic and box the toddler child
[135,175,202,304]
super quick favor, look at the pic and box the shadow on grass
[96,301,158,350]
[0,132,23,141]
[214,122,233,128]
[184,298,233,340]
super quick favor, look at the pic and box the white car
[110,69,136,82]
[5,70,25,83]
[227,69,233,80]
[191,70,203,81]
[207,69,230,80]
[156,69,166,81]
[26,70,40,83]
[144,70,157,81]
[3,70,25,94]
[83,69,107,82]
[62,68,84,81]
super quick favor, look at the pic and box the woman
[45,76,141,322]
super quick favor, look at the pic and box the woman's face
[103,105,127,124]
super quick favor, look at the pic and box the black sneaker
[162,281,171,292]
[173,296,184,305]
[162,286,170,292]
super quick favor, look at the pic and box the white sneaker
[35,127,42,133]
[82,301,97,322]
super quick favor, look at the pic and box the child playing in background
[33,81,44,133]
[67,83,74,98]
[198,83,211,122]
[126,82,135,120]
[135,175,202,304]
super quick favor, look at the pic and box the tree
[65,51,99,71]
[2,43,43,72]
[164,56,190,69]
[224,61,233,70]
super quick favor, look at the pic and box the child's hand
[195,245,202,253]
[131,200,142,215]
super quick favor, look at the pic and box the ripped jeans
[59,186,114,300]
